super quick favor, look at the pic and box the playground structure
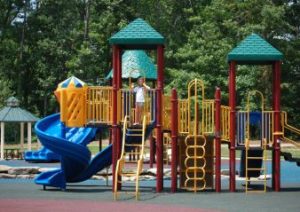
[33,19,300,197]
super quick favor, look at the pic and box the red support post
[273,61,281,191]
[112,45,119,191]
[116,46,122,162]
[156,45,164,192]
[229,61,236,192]
[171,89,178,192]
[112,45,122,191]
[149,134,154,168]
[215,87,221,192]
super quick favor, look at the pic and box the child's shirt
[133,85,150,103]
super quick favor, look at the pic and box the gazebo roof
[227,33,283,64]
[106,50,157,80]
[109,18,165,46]
[0,97,39,123]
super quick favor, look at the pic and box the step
[121,172,138,177]
[247,157,264,160]
[126,133,143,137]
[246,168,265,171]
[127,128,143,132]
[246,178,267,182]
[125,144,143,147]
[125,151,142,155]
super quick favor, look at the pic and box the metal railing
[221,105,230,142]
[178,99,189,134]
[281,112,300,148]
[86,86,113,125]
[236,111,274,146]
[120,89,156,124]
[163,95,171,130]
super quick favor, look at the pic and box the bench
[4,148,23,160]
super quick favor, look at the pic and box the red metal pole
[229,61,236,192]
[171,89,178,192]
[116,46,122,161]
[273,61,281,191]
[109,128,112,144]
[112,45,119,191]
[272,63,276,189]
[149,134,154,168]
[215,87,221,192]
[156,45,164,192]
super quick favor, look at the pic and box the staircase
[114,116,147,200]
[244,139,267,193]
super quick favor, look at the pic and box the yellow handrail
[281,111,300,148]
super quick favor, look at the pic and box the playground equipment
[24,147,60,162]
[114,115,148,200]
[34,19,300,196]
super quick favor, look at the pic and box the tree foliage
[0,0,299,124]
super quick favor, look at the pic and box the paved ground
[0,159,300,211]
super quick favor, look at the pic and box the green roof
[106,50,157,80]
[109,18,164,45]
[228,33,283,63]
[0,97,39,122]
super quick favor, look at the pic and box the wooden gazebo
[0,97,39,159]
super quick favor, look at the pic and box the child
[132,77,150,125]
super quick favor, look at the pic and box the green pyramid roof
[0,97,39,122]
[106,50,157,80]
[228,33,283,63]
[109,18,164,45]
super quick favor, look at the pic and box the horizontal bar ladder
[245,138,267,193]
[114,115,146,200]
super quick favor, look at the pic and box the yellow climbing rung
[121,173,137,177]
[126,134,143,137]
[126,152,141,155]
[125,144,142,147]
[246,179,266,182]
[128,129,143,132]
[247,157,264,160]
[247,168,265,171]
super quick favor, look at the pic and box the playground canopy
[227,33,283,64]
[105,50,157,80]
[0,97,39,159]
[109,18,164,47]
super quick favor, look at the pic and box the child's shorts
[136,102,144,107]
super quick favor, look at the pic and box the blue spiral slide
[34,113,112,189]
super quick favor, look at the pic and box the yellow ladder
[245,139,267,193]
[114,115,146,200]
[184,135,207,192]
